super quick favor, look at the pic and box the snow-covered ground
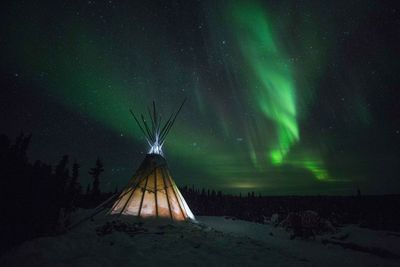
[1,212,399,266]
[202,216,400,266]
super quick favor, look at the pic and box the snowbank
[1,212,399,266]
[200,216,400,266]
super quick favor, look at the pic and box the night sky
[1,0,399,195]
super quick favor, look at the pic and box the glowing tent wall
[110,154,195,221]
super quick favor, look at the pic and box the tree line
[0,133,111,253]
[1,132,399,254]
[180,186,400,232]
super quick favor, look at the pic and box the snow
[201,216,400,266]
[1,212,399,266]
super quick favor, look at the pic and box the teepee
[110,101,195,221]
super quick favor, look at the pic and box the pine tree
[66,160,81,212]
[54,155,70,229]
[89,158,104,198]
[55,155,70,207]
[55,155,69,188]
[11,132,31,161]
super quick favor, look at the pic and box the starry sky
[1,0,399,195]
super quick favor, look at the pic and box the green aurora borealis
[1,0,400,195]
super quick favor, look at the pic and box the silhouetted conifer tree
[55,155,70,191]
[66,160,81,212]
[54,155,71,229]
[89,158,104,198]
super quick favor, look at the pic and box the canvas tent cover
[110,154,195,221]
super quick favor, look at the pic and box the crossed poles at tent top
[129,99,186,156]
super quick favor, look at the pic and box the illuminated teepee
[110,101,195,221]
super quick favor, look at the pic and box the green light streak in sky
[304,160,329,181]
[291,158,329,181]
[229,1,299,165]
[224,0,330,181]
[2,0,335,192]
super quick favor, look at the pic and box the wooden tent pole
[159,98,186,143]
[137,173,150,217]
[141,114,154,143]
[67,192,120,230]
[147,107,155,134]
[159,114,174,139]
[113,171,146,214]
[129,109,151,141]
[153,101,157,129]
[115,162,159,215]
[118,187,136,215]
[161,167,173,220]
[166,169,186,219]
[167,168,189,218]
[154,168,158,217]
